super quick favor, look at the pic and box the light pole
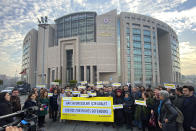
[38,16,48,86]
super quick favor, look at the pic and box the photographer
[0,92,13,127]
[10,89,21,113]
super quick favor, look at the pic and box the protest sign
[135,100,146,106]
[72,91,80,95]
[88,84,94,87]
[113,104,123,109]
[97,81,103,85]
[61,97,114,122]
[48,93,53,97]
[65,89,72,92]
[36,85,46,89]
[96,85,104,88]
[164,83,176,89]
[80,81,87,85]
[78,86,86,89]
[112,83,121,87]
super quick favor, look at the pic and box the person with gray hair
[158,90,178,131]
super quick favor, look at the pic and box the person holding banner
[113,89,124,128]
[134,92,154,131]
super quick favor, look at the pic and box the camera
[0,106,39,131]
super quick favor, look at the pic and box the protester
[182,86,196,131]
[173,87,184,112]
[38,90,49,127]
[113,89,124,128]
[158,90,178,131]
[23,92,37,109]
[123,92,134,130]
[50,89,59,121]
[134,92,154,131]
[10,88,21,112]
[0,92,13,126]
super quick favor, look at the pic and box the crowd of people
[0,84,196,131]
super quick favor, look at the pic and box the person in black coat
[49,89,59,121]
[0,92,13,127]
[158,90,178,131]
[123,92,134,129]
[113,89,124,128]
[182,86,196,131]
[23,93,37,109]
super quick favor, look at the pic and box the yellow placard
[61,97,114,122]
[48,93,53,97]
[65,89,72,92]
[89,93,97,97]
[112,83,121,87]
[80,81,87,84]
[72,91,80,95]
[88,84,94,87]
[135,100,146,106]
[96,85,104,88]
[36,85,46,88]
[164,83,176,89]
[97,81,103,85]
[113,104,123,109]
[78,86,86,89]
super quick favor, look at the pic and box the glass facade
[133,28,142,83]
[171,37,180,82]
[117,18,121,81]
[143,30,152,84]
[22,41,30,70]
[126,26,131,82]
[153,31,158,85]
[55,12,96,43]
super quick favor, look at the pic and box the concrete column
[76,65,80,82]
[90,66,93,84]
[84,65,87,81]
[97,69,99,82]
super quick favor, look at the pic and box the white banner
[63,100,111,107]
[62,108,111,115]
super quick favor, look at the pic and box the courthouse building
[21,10,181,88]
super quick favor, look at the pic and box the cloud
[151,7,196,34]
[0,0,195,77]
[180,42,196,75]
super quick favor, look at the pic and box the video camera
[0,106,39,131]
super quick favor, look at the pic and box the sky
[0,0,196,77]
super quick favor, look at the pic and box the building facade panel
[22,10,180,88]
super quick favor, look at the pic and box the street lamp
[38,16,48,86]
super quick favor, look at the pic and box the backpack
[173,105,184,124]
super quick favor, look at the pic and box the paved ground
[43,115,142,131]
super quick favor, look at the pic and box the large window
[56,12,96,43]
[66,50,73,82]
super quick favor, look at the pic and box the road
[19,95,140,131]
